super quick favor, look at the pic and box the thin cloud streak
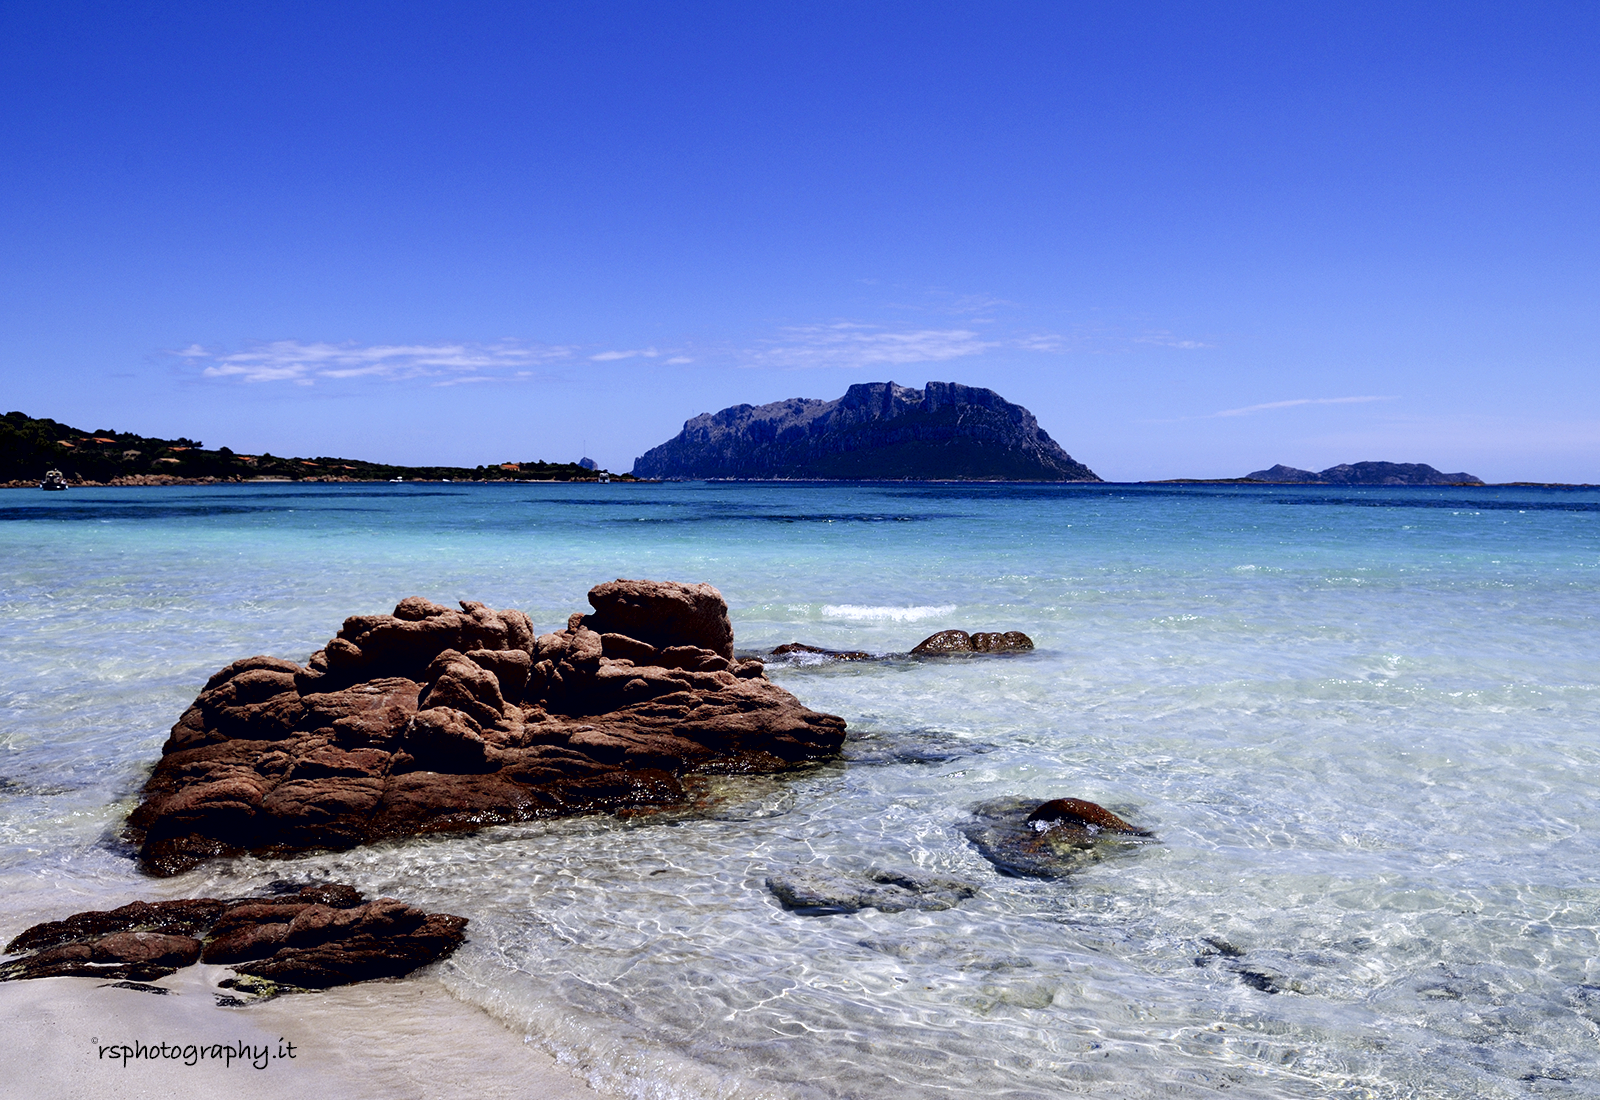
[1138,395,1399,426]
[745,324,995,369]
[743,320,1215,369]
[179,340,575,385]
[1212,396,1395,418]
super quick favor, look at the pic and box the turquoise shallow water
[1,482,1598,1098]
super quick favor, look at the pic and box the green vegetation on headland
[1,411,635,486]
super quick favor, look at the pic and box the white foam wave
[821,604,956,622]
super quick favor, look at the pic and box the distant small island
[0,410,631,486]
[631,381,1099,481]
[1243,461,1484,486]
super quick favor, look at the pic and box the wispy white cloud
[1211,396,1395,418]
[945,292,1016,317]
[179,340,574,386]
[178,309,1214,388]
[736,318,1216,370]
[748,318,1222,368]
[1013,333,1071,353]
[1136,332,1214,350]
[747,324,995,369]
[590,347,660,362]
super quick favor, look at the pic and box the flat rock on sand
[2,884,466,992]
[128,580,847,875]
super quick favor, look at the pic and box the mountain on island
[1245,462,1484,486]
[631,381,1099,481]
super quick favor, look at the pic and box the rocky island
[631,381,1099,481]
[1245,461,1483,485]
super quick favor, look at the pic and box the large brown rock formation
[128,581,847,875]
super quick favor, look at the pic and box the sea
[1,480,1597,1099]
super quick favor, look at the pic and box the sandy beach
[0,966,600,1100]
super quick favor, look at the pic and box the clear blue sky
[3,1,1596,481]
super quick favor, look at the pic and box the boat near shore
[39,469,68,491]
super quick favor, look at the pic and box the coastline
[6,478,1596,489]
[0,476,637,488]
[0,967,600,1100]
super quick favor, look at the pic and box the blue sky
[2,1,1596,480]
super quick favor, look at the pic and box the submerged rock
[0,884,464,993]
[859,938,1034,971]
[841,727,996,767]
[766,867,979,914]
[964,797,1153,878]
[1192,937,1308,995]
[128,580,847,875]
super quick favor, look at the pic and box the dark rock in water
[1234,967,1293,994]
[105,980,172,994]
[770,631,1034,662]
[0,884,464,993]
[910,629,1034,656]
[128,580,846,875]
[911,629,973,655]
[1026,797,1152,835]
[973,631,1034,653]
[1192,938,1305,995]
[1245,461,1484,486]
[632,381,1100,481]
[771,642,877,661]
[1195,935,1246,960]
[964,797,1154,878]
[766,867,979,914]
